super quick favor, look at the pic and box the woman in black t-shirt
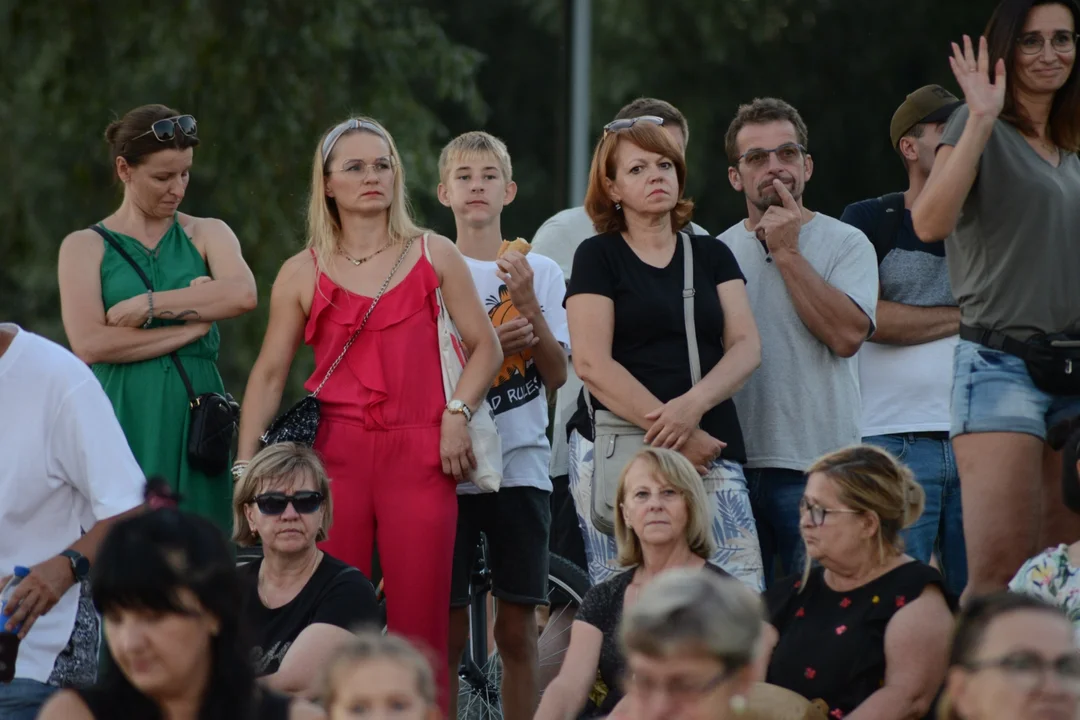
[233,443,379,698]
[564,116,764,590]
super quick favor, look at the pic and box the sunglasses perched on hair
[252,491,324,515]
[322,119,389,163]
[131,115,198,143]
[603,115,665,134]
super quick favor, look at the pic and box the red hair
[584,122,694,235]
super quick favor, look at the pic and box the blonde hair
[621,568,764,669]
[232,442,334,546]
[614,448,716,567]
[801,444,925,587]
[320,630,436,708]
[306,116,427,275]
[437,130,513,183]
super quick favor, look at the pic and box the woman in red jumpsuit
[235,117,501,710]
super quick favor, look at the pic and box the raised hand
[950,35,1006,119]
[754,179,802,256]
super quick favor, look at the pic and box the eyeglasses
[737,142,806,169]
[965,651,1080,694]
[322,119,389,163]
[327,157,396,177]
[1017,31,1078,55]
[624,668,732,702]
[603,115,665,134]
[130,115,198,144]
[799,497,862,527]
[252,491,324,515]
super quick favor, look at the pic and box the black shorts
[450,486,551,608]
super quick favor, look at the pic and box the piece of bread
[497,237,531,258]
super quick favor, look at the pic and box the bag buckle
[190,397,200,409]
[1068,359,1074,375]
[682,288,695,298]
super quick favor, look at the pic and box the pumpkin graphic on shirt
[485,285,542,415]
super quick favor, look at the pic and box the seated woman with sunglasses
[233,442,379,699]
[58,104,258,531]
[765,445,955,720]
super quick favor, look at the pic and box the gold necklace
[340,241,392,266]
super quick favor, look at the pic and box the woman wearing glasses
[564,116,764,590]
[765,444,955,719]
[233,443,379,699]
[234,117,500,710]
[58,104,258,530]
[938,593,1080,720]
[912,0,1080,598]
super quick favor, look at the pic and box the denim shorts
[951,339,1080,440]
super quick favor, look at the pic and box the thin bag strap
[680,232,702,385]
[88,225,200,405]
[584,232,702,419]
[309,236,416,398]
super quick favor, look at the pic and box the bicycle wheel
[456,553,591,720]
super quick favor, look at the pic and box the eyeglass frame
[1016,30,1079,55]
[798,497,863,527]
[735,142,808,168]
[624,666,734,702]
[324,156,398,177]
[603,115,666,135]
[129,115,198,144]
[321,119,390,165]
[963,651,1080,694]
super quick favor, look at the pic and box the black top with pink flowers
[765,562,955,719]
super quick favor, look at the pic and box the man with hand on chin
[717,98,878,587]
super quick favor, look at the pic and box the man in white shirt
[717,99,879,586]
[531,97,707,569]
[438,133,568,720]
[0,324,145,720]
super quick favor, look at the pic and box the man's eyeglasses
[737,143,806,169]
[1017,31,1078,55]
[131,115,198,144]
[603,115,665,134]
[965,651,1080,694]
[251,491,325,515]
[799,497,862,527]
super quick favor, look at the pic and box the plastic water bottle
[0,566,29,683]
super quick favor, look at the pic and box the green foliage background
[1,0,986,403]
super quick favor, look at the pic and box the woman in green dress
[58,104,257,531]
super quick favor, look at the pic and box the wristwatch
[446,399,473,423]
[60,550,90,582]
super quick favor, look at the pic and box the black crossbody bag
[90,225,238,476]
[960,324,1080,397]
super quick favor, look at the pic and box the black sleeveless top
[74,686,291,720]
[765,562,956,719]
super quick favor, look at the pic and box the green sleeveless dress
[92,220,232,531]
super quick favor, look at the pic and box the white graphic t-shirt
[460,253,569,494]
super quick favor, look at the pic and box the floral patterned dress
[1009,544,1080,639]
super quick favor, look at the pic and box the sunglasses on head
[131,115,198,144]
[322,119,389,164]
[252,491,324,515]
[603,115,665,134]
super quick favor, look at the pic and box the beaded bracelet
[231,462,249,481]
[142,291,154,329]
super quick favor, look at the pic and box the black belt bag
[90,225,239,476]
[960,324,1080,396]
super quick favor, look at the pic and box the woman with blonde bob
[765,444,956,720]
[563,115,763,589]
[234,117,501,711]
[233,442,378,699]
[536,448,733,719]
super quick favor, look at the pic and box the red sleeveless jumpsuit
[305,248,457,709]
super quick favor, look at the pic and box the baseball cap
[889,85,962,150]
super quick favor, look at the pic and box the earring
[614,202,622,211]
[730,695,748,715]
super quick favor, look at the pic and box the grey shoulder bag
[585,232,702,535]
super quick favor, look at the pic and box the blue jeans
[746,468,807,587]
[864,433,967,599]
[0,678,58,720]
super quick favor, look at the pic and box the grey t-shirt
[719,214,878,471]
[940,104,1080,340]
[531,206,708,477]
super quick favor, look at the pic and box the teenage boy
[437,131,568,720]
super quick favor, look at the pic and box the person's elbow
[227,276,259,315]
[68,330,104,366]
[572,352,603,387]
[911,203,952,243]
[829,325,869,358]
